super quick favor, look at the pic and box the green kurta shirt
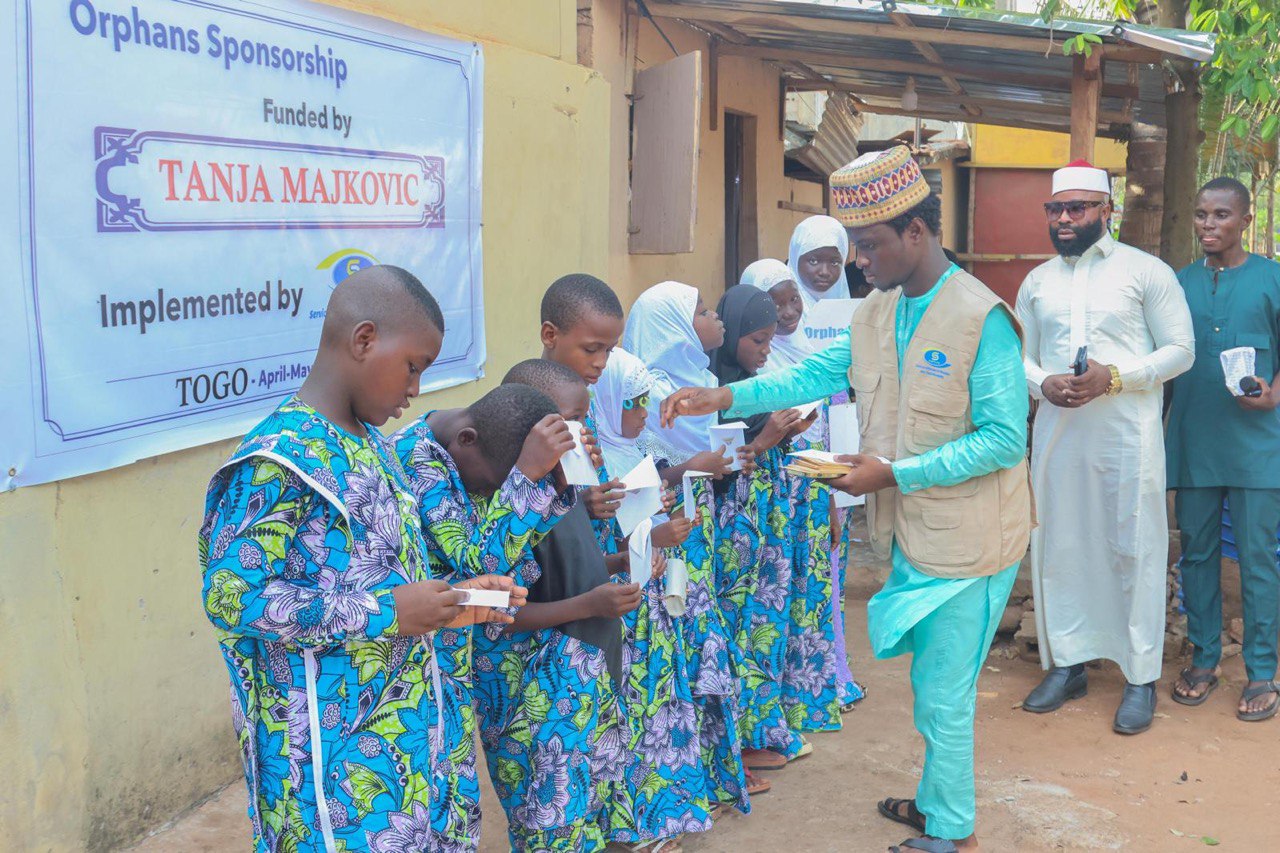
[1167,253,1280,489]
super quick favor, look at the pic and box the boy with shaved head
[199,265,522,853]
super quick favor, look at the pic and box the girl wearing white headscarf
[622,281,735,475]
[787,215,850,308]
[592,348,717,846]
[621,281,755,812]
[742,258,867,734]
[741,258,812,371]
[591,347,652,478]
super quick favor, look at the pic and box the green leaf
[342,762,391,820]
[1261,114,1279,139]
[1201,839,1220,847]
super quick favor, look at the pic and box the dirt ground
[128,540,1279,852]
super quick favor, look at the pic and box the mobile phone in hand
[1072,346,1088,377]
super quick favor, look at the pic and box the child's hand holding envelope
[558,420,602,486]
[615,456,664,536]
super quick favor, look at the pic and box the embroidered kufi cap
[829,146,930,228]
[1052,159,1111,196]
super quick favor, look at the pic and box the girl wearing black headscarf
[711,284,813,774]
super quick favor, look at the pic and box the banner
[0,1,484,490]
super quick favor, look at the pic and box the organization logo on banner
[316,249,379,286]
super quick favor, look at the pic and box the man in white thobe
[1015,161,1194,735]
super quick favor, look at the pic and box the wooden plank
[836,82,1126,124]
[1070,51,1102,162]
[629,51,703,254]
[778,199,827,215]
[709,36,720,132]
[887,11,981,118]
[719,42,1143,101]
[643,3,1166,62]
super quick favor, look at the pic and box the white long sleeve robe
[1015,232,1194,684]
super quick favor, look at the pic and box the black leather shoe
[1114,682,1157,734]
[1022,664,1087,713]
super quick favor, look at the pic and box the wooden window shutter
[629,51,702,254]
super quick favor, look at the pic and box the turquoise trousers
[1175,487,1280,682]
[899,567,1015,840]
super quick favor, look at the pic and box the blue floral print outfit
[715,447,806,758]
[200,397,441,853]
[392,416,571,852]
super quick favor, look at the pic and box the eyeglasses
[622,395,650,410]
[1043,200,1107,220]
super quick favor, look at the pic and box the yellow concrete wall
[968,124,1127,171]
[589,0,823,308]
[0,2,610,850]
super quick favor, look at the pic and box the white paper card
[791,399,823,420]
[801,298,862,347]
[682,470,713,520]
[828,403,862,508]
[457,589,511,608]
[664,557,688,617]
[1221,346,1256,397]
[558,420,599,486]
[628,518,653,585]
[616,456,664,537]
[709,422,748,472]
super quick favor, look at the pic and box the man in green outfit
[1166,176,1280,722]
[662,147,1031,853]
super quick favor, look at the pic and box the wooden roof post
[1070,51,1102,162]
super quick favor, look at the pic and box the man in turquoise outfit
[662,147,1030,853]
[1167,176,1280,722]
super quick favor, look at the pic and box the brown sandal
[742,748,787,771]
[745,769,772,796]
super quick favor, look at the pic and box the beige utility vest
[848,270,1031,579]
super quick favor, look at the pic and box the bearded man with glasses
[1013,160,1195,735]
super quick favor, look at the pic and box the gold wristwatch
[1104,364,1122,396]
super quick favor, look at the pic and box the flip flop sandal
[623,836,683,853]
[888,837,959,853]
[1238,681,1280,722]
[742,747,788,771]
[790,738,814,761]
[877,797,927,834]
[1171,667,1219,706]
[745,769,772,796]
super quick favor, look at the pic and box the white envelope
[709,422,748,472]
[682,470,713,520]
[559,420,599,486]
[790,399,823,419]
[663,557,688,617]
[628,517,653,586]
[615,456,664,537]
[456,589,511,608]
[828,403,862,508]
[1220,346,1256,397]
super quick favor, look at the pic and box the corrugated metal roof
[646,0,1216,138]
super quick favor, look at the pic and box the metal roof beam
[643,3,1166,63]
[716,42,1143,101]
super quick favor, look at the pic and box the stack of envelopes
[784,449,852,479]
